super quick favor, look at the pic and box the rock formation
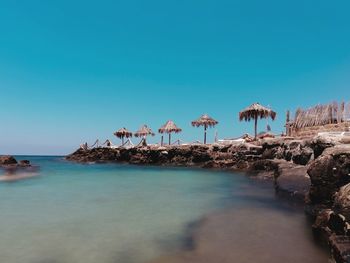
[0,156,31,168]
[67,136,350,262]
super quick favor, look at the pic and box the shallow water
[152,183,329,263]
[0,156,328,263]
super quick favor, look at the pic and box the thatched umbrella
[191,114,218,144]
[134,125,155,145]
[158,120,182,145]
[239,103,276,140]
[114,127,133,145]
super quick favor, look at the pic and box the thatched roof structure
[291,101,350,130]
[114,127,133,139]
[191,114,218,144]
[191,114,218,127]
[134,125,155,137]
[158,120,182,134]
[239,103,276,140]
[239,103,276,121]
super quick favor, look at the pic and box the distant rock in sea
[0,156,31,168]
[0,155,18,166]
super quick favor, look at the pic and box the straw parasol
[158,120,182,145]
[134,125,155,145]
[239,103,276,140]
[134,125,155,137]
[191,114,219,144]
[114,127,133,145]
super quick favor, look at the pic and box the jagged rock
[235,160,249,170]
[307,137,337,159]
[291,146,313,165]
[211,144,230,153]
[213,152,234,161]
[261,138,286,149]
[0,155,18,165]
[249,159,278,172]
[328,213,348,235]
[191,145,212,163]
[248,160,278,179]
[334,183,350,221]
[261,139,284,159]
[329,235,350,263]
[261,147,279,159]
[18,160,31,167]
[260,139,314,165]
[312,209,333,239]
[274,160,310,200]
[167,146,192,160]
[274,146,286,159]
[308,145,350,206]
[289,140,305,149]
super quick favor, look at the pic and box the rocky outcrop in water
[334,183,350,220]
[67,143,262,169]
[0,156,18,165]
[67,137,350,262]
[0,156,31,168]
[306,145,350,263]
[308,146,350,206]
[67,137,338,202]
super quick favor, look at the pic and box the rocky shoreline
[66,137,350,263]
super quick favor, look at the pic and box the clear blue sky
[0,0,349,155]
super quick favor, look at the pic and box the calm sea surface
[0,156,329,263]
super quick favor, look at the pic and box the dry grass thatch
[114,127,133,139]
[239,103,276,140]
[134,125,155,137]
[158,120,182,134]
[191,114,218,127]
[239,103,277,121]
[292,101,350,130]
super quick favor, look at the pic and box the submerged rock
[18,160,31,167]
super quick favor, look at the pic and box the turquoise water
[0,157,241,263]
[0,157,328,263]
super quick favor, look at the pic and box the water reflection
[0,165,40,182]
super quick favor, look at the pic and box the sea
[0,156,329,263]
